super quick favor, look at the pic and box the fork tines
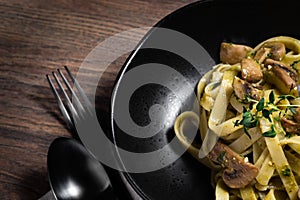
[46,66,93,133]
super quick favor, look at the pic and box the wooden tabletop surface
[0,0,197,199]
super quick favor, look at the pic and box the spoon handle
[38,186,118,200]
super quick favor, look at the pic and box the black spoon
[47,137,117,200]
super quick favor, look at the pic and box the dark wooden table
[0,0,197,199]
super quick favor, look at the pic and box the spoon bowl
[47,137,116,200]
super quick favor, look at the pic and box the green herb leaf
[262,108,277,122]
[250,51,257,57]
[282,167,291,177]
[285,132,292,138]
[243,94,250,103]
[288,107,297,115]
[267,52,273,58]
[262,109,271,122]
[244,126,252,139]
[262,125,276,137]
[217,151,226,164]
[262,130,276,137]
[290,60,300,71]
[268,104,281,111]
[240,115,251,126]
[278,94,296,100]
[241,111,257,128]
[249,102,254,110]
[233,120,240,127]
[269,91,275,104]
[256,98,265,111]
[274,116,280,121]
[248,120,258,128]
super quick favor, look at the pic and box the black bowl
[110,0,300,199]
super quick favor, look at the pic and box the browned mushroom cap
[220,42,253,64]
[253,47,271,64]
[241,58,263,83]
[208,141,259,189]
[264,59,298,95]
[298,187,300,199]
[263,42,286,61]
[233,76,262,100]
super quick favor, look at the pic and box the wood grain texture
[0,0,197,199]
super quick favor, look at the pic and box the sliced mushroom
[263,42,286,61]
[209,141,259,189]
[253,47,271,64]
[241,58,263,83]
[281,108,300,133]
[264,59,298,95]
[233,76,262,100]
[220,42,253,64]
[264,59,298,81]
[281,117,300,133]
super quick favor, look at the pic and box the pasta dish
[174,36,300,200]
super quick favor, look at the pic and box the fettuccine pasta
[174,36,300,200]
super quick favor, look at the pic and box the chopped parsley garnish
[278,94,296,101]
[282,167,291,177]
[234,91,281,138]
[262,125,276,137]
[217,151,226,164]
[267,52,273,58]
[250,51,257,57]
[269,91,275,104]
[285,132,292,138]
[288,107,297,115]
[262,108,276,122]
[234,106,258,139]
[256,98,265,111]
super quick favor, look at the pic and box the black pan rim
[109,1,211,199]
